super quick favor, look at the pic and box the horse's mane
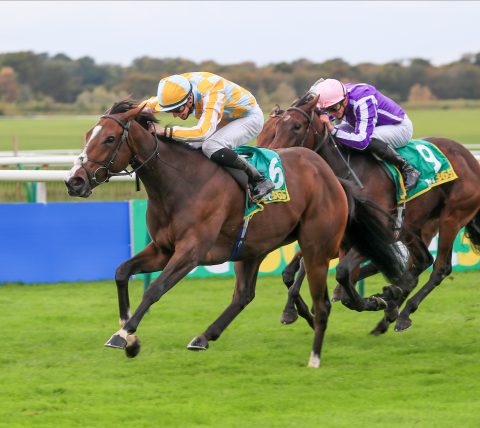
[108,99,158,130]
[294,92,316,108]
[108,99,199,153]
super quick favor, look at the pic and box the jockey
[310,78,421,192]
[143,72,274,203]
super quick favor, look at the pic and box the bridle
[83,114,159,187]
[283,106,364,188]
[285,106,329,152]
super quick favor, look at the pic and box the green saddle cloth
[384,139,458,203]
[233,146,290,218]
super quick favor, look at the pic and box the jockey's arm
[331,99,377,150]
[170,89,226,143]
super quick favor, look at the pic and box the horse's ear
[269,104,282,117]
[306,94,320,110]
[126,104,146,120]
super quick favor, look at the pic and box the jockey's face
[327,98,348,120]
[172,95,194,120]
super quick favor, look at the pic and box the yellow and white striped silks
[146,72,258,142]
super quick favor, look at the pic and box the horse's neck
[315,133,370,180]
[132,130,213,203]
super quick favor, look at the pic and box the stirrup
[251,179,274,203]
[403,168,420,192]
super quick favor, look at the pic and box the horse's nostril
[68,177,85,189]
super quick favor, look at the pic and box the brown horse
[258,93,480,334]
[65,100,405,367]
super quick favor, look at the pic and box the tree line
[1,50,480,114]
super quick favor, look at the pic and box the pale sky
[1,1,479,67]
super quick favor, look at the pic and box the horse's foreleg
[281,258,314,328]
[336,249,387,312]
[106,244,199,355]
[282,250,302,287]
[188,257,263,351]
[114,242,170,327]
[371,234,434,335]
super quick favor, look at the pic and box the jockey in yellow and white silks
[143,72,274,203]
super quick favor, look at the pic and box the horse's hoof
[394,316,412,332]
[331,284,343,302]
[370,320,389,336]
[383,285,402,300]
[105,334,127,349]
[125,335,141,358]
[307,352,321,368]
[281,310,298,325]
[187,336,209,351]
[367,296,387,311]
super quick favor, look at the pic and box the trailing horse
[65,100,405,367]
[257,94,480,334]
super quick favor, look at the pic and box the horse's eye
[294,123,302,130]
[104,136,115,144]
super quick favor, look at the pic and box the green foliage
[2,51,480,114]
[0,272,479,427]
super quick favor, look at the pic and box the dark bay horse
[258,94,480,334]
[65,100,405,367]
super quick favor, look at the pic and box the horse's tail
[339,178,406,282]
[464,211,480,253]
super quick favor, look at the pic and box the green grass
[1,271,479,427]
[0,116,199,152]
[408,109,480,145]
[1,109,478,152]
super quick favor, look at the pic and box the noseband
[83,114,159,186]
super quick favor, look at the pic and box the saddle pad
[233,146,290,218]
[384,139,458,204]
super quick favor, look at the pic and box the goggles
[325,100,345,113]
[171,103,187,113]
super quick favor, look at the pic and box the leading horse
[258,94,480,334]
[65,100,405,367]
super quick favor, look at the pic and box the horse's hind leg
[188,257,263,350]
[395,220,458,332]
[281,259,314,328]
[303,257,330,368]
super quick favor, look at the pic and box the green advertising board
[129,200,480,282]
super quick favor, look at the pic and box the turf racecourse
[1,272,479,428]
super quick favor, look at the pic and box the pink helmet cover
[310,78,347,109]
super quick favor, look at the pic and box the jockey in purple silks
[310,78,421,191]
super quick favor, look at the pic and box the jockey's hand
[148,122,164,136]
[319,114,335,133]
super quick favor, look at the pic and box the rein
[84,114,160,190]
[285,107,364,188]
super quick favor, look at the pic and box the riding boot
[368,139,421,192]
[210,148,275,203]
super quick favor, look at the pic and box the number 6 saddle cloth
[383,139,458,204]
[233,146,290,219]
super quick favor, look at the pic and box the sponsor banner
[0,202,131,283]
[130,200,480,279]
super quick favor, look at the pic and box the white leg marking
[307,351,321,368]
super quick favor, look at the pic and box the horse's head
[65,100,154,197]
[258,94,326,151]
